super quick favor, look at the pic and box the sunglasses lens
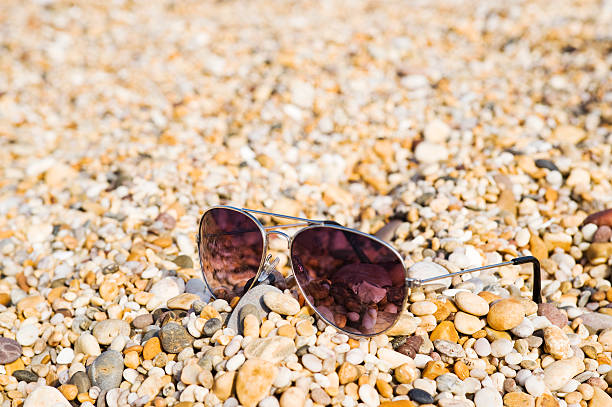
[198,208,264,300]
[291,226,406,336]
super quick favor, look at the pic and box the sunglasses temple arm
[411,256,542,303]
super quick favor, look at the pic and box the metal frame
[197,205,542,337]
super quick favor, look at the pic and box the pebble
[455,292,489,316]
[159,322,194,353]
[69,371,91,393]
[88,350,124,391]
[490,339,513,358]
[235,359,277,407]
[263,291,300,316]
[543,358,585,391]
[92,320,131,345]
[358,384,380,407]
[203,318,223,337]
[0,337,22,364]
[408,388,434,404]
[474,387,502,407]
[474,338,492,357]
[23,385,71,407]
[453,311,485,334]
[543,326,572,359]
[13,369,39,382]
[244,336,296,364]
[487,299,524,331]
[302,354,322,372]
[57,347,75,364]
[537,303,568,328]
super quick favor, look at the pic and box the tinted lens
[291,226,406,336]
[198,208,264,300]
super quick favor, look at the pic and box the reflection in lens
[198,208,264,300]
[291,227,406,336]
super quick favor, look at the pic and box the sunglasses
[196,206,542,337]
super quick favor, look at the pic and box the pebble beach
[1,0,612,406]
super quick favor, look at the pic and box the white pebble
[346,348,365,365]
[56,348,75,364]
[226,353,245,371]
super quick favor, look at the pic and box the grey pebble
[88,350,124,391]
[70,370,92,393]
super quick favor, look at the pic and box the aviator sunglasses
[197,206,542,337]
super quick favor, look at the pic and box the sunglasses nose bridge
[266,230,291,249]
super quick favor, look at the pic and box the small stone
[173,255,194,268]
[132,314,154,329]
[408,388,434,404]
[594,226,612,243]
[410,301,437,316]
[415,141,449,164]
[474,387,502,407]
[16,324,38,346]
[203,318,222,337]
[358,383,380,407]
[543,326,572,359]
[436,373,462,393]
[243,314,260,338]
[24,385,71,407]
[455,291,489,316]
[88,350,124,391]
[396,336,423,358]
[430,321,459,343]
[377,347,413,369]
[143,337,162,360]
[490,340,515,361]
[454,311,485,335]
[99,282,119,302]
[69,371,91,393]
[57,347,75,364]
[167,293,200,310]
[137,375,164,400]
[543,357,586,391]
[433,339,466,358]
[339,362,360,384]
[263,291,300,316]
[537,303,568,328]
[424,119,451,143]
[13,369,39,382]
[587,243,612,264]
[159,322,194,353]
[422,360,449,380]
[580,313,612,332]
[150,277,185,305]
[385,314,418,336]
[474,338,492,356]
[213,371,236,401]
[279,387,305,407]
[584,209,612,227]
[503,392,535,407]
[92,319,130,345]
[487,299,524,331]
[395,363,419,384]
[311,387,332,405]
[58,384,78,401]
[590,387,612,407]
[0,337,22,364]
[302,354,322,372]
[244,336,296,364]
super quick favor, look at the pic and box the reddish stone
[583,208,612,227]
